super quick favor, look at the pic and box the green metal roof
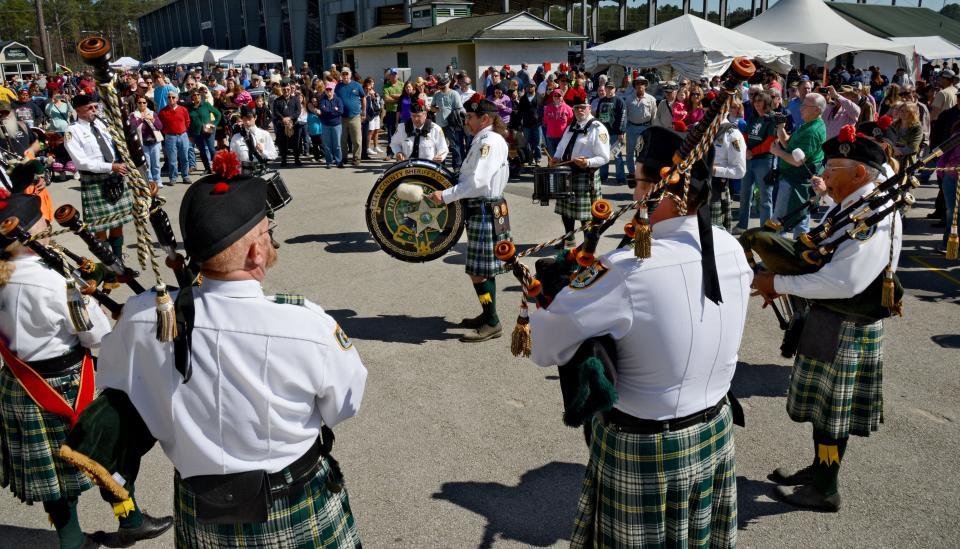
[330,12,586,49]
[827,3,960,45]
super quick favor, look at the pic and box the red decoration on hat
[838,125,857,144]
[212,150,241,180]
[0,187,9,200]
[704,91,717,101]
[417,98,425,107]
[0,201,7,210]
[673,120,687,132]
[504,64,511,71]
[212,182,230,195]
[877,115,893,130]
[469,93,483,104]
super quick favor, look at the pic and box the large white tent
[890,36,960,62]
[145,45,209,66]
[734,0,914,64]
[109,56,140,69]
[218,46,282,65]
[585,15,792,79]
[203,49,234,65]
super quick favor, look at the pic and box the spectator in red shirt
[157,90,193,184]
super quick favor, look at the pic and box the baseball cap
[633,75,648,85]
[661,81,678,91]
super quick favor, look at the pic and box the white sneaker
[366,148,378,156]
[374,147,383,154]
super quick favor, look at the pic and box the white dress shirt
[552,116,611,169]
[229,126,278,162]
[390,120,448,161]
[97,279,368,478]
[713,126,747,180]
[775,182,903,300]
[529,216,754,420]
[0,255,111,360]
[441,126,508,203]
[64,117,117,174]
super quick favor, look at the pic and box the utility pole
[34,0,55,73]
[54,11,67,68]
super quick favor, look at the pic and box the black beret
[179,174,267,263]
[71,94,97,108]
[635,126,711,189]
[0,194,42,250]
[8,160,46,193]
[857,116,896,146]
[410,98,427,113]
[239,104,256,118]
[569,94,588,107]
[464,93,498,115]
[823,125,887,172]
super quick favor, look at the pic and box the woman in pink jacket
[543,89,574,157]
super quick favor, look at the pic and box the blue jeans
[445,126,465,169]
[626,123,649,177]
[191,132,216,171]
[773,177,810,237]
[163,133,190,182]
[600,134,626,183]
[544,135,562,158]
[143,142,161,183]
[523,126,542,161]
[321,124,342,166]
[737,156,774,230]
[943,170,957,248]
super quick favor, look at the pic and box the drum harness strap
[560,120,599,164]
[404,119,433,158]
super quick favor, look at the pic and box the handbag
[183,470,271,525]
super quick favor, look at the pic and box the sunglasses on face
[137,100,147,104]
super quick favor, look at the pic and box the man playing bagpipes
[528,126,754,548]
[550,95,611,249]
[427,94,512,342]
[753,126,903,512]
[390,99,448,163]
[0,194,172,549]
[94,168,367,548]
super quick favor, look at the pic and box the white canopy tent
[586,15,792,79]
[218,46,282,65]
[144,47,191,66]
[734,0,914,67]
[109,56,140,69]
[203,49,234,65]
[145,45,209,66]
[889,36,960,62]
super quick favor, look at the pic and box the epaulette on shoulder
[271,293,305,306]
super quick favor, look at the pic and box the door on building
[456,45,475,80]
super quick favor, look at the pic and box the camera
[768,112,789,126]
[818,87,830,94]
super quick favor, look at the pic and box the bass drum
[365,158,465,262]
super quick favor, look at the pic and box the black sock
[107,236,123,259]
[562,215,575,236]
[813,431,848,496]
[472,279,499,327]
[43,498,84,549]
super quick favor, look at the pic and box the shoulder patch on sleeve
[732,137,741,151]
[272,293,305,305]
[853,225,877,241]
[481,144,490,158]
[64,130,72,142]
[569,260,609,290]
[334,323,353,350]
[599,131,608,144]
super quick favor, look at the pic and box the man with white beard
[0,101,41,161]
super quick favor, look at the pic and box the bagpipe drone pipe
[491,58,759,429]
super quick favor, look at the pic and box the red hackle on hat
[212,150,241,180]
[673,120,688,132]
[212,182,230,195]
[877,115,893,130]
[0,201,7,210]
[469,93,483,104]
[838,125,857,143]
[704,90,718,102]
[0,187,9,200]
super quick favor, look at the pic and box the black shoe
[337,163,344,169]
[773,484,841,512]
[768,464,815,486]
[460,314,486,329]
[80,534,102,548]
[92,513,174,547]
[460,323,502,342]
[927,211,943,219]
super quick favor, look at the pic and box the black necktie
[90,121,115,163]
[412,127,422,158]
[561,124,588,161]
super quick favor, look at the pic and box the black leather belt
[266,435,325,496]
[28,346,86,377]
[628,121,651,126]
[602,398,728,434]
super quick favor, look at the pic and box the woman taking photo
[129,96,164,187]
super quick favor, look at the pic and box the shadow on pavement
[326,309,461,344]
[432,461,583,549]
[931,334,960,348]
[732,362,791,399]
[737,476,795,530]
[0,524,58,545]
[285,231,380,254]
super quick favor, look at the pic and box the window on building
[397,52,409,68]
[625,0,649,31]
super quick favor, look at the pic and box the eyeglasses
[259,220,278,238]
[137,100,147,104]
[573,105,589,110]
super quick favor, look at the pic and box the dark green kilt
[787,313,884,439]
[465,198,511,278]
[80,173,135,232]
[0,363,94,503]
[554,170,601,221]
[710,183,733,232]
[174,456,360,549]
[571,406,737,549]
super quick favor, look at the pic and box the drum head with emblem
[365,159,465,262]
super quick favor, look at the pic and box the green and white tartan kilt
[571,406,737,549]
[80,173,135,232]
[174,456,361,549]
[554,170,601,221]
[710,185,733,232]
[787,319,884,439]
[465,198,511,278]
[0,363,94,504]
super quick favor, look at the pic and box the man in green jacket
[771,92,827,237]
[188,90,222,175]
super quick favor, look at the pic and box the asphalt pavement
[0,157,957,549]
